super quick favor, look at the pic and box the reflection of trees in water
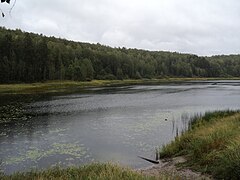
[0,104,51,143]
[0,92,71,143]
[0,94,51,106]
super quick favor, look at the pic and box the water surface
[0,81,240,174]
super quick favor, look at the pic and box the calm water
[1,81,240,174]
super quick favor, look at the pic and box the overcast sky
[1,0,240,56]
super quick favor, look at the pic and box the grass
[0,77,239,94]
[160,110,240,179]
[0,163,185,180]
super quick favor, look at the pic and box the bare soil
[137,156,212,179]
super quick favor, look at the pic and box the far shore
[0,77,240,95]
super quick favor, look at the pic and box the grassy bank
[1,163,147,180]
[0,163,185,180]
[0,78,239,95]
[160,110,240,179]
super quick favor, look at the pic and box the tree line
[0,27,240,83]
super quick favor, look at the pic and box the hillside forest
[0,27,240,83]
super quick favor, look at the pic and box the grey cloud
[1,0,240,56]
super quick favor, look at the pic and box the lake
[1,80,240,174]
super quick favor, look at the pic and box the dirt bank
[137,156,212,179]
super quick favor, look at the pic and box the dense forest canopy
[0,27,240,83]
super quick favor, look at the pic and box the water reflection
[0,81,240,174]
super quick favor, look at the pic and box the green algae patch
[49,128,69,134]
[4,143,87,166]
[51,143,87,158]
[0,103,29,124]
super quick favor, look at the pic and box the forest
[0,27,240,83]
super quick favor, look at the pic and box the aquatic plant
[4,143,87,166]
[0,103,29,124]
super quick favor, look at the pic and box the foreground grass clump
[1,163,156,180]
[160,110,240,179]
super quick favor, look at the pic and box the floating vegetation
[49,128,69,134]
[4,156,26,165]
[0,132,7,137]
[52,143,87,158]
[0,103,30,124]
[4,143,87,166]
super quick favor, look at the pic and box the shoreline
[1,86,240,178]
[137,156,211,179]
[0,77,240,95]
[0,157,212,179]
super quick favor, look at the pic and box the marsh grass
[1,163,158,180]
[160,110,240,179]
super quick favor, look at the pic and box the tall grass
[0,163,190,179]
[1,163,156,180]
[160,110,240,179]
[188,110,238,130]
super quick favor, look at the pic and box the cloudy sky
[1,0,240,56]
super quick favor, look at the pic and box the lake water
[1,81,240,174]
